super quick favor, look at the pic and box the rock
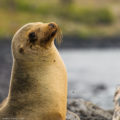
[92,84,107,94]
[66,110,80,120]
[113,87,120,120]
[67,99,113,120]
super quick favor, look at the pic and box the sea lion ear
[56,27,63,45]
[19,47,24,54]
[18,45,24,54]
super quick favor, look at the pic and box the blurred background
[0,0,120,110]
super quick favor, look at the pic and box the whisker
[56,26,63,45]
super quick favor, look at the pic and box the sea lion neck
[8,47,58,102]
[8,61,38,99]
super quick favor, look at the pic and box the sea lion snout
[48,22,57,34]
[48,22,58,35]
[48,22,56,29]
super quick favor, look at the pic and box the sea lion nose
[48,23,56,28]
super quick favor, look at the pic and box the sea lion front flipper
[0,97,8,108]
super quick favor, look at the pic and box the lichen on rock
[67,99,113,120]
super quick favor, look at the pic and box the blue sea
[60,49,120,110]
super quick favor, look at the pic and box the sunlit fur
[0,22,67,120]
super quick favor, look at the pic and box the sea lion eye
[28,32,37,43]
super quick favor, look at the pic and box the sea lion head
[12,22,62,61]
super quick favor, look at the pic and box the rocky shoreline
[67,99,113,120]
[62,36,120,49]
[1,36,120,49]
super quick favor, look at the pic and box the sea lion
[0,22,67,120]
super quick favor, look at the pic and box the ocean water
[60,49,120,110]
